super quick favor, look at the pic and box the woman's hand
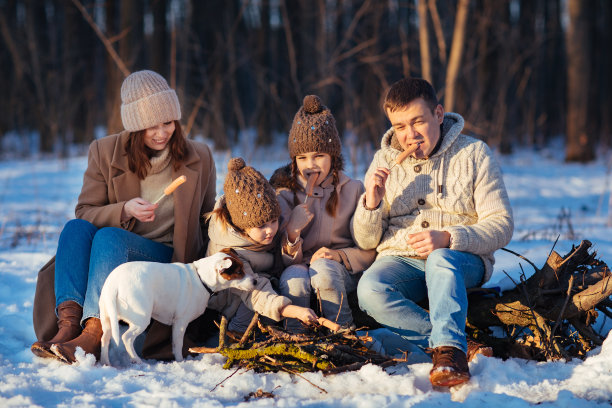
[286,203,314,242]
[121,198,159,223]
[310,247,342,263]
[281,305,318,324]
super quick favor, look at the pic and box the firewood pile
[189,314,396,375]
[467,240,611,361]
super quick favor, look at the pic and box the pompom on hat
[120,70,181,132]
[223,157,281,231]
[288,95,341,159]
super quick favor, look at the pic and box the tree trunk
[444,0,469,112]
[565,0,595,162]
[151,0,168,78]
[417,0,432,83]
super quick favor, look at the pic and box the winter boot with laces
[31,301,83,359]
[467,338,493,362]
[429,346,470,387]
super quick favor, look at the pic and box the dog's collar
[200,281,215,296]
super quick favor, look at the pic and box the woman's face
[245,219,279,245]
[295,152,332,186]
[144,121,175,151]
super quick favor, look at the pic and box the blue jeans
[280,258,359,331]
[357,249,484,353]
[54,219,173,325]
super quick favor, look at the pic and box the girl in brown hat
[205,158,318,332]
[31,70,217,363]
[271,95,376,332]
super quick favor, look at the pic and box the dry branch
[467,240,611,361]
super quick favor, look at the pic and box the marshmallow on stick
[152,175,186,204]
[303,172,319,203]
[389,142,421,170]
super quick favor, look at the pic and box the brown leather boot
[429,346,470,387]
[467,339,493,362]
[31,301,83,359]
[51,317,102,364]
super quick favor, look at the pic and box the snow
[0,143,611,407]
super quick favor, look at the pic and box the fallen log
[467,240,611,361]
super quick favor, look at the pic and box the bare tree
[565,0,595,162]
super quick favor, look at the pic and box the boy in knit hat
[205,158,318,333]
[272,95,375,332]
[352,78,513,387]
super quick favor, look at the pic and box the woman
[31,70,217,363]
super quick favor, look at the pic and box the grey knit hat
[288,95,341,159]
[224,157,281,231]
[120,70,181,132]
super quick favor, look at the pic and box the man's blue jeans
[54,219,173,325]
[357,249,484,353]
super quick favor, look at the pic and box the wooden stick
[238,312,260,347]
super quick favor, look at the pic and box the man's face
[387,98,444,159]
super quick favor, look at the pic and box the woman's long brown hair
[124,120,187,179]
[290,154,344,217]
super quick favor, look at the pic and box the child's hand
[286,203,314,242]
[281,305,318,324]
[310,247,342,263]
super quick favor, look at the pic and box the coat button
[414,165,422,173]
[421,221,429,228]
[418,198,425,205]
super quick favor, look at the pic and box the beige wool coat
[276,171,376,273]
[351,112,514,283]
[33,131,217,359]
[205,199,292,321]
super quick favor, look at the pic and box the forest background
[0,0,610,163]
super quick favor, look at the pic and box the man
[351,78,513,387]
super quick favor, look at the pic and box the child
[272,95,376,331]
[205,157,318,333]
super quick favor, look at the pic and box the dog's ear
[219,247,239,258]
[217,258,233,271]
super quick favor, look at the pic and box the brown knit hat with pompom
[224,157,281,231]
[288,95,341,159]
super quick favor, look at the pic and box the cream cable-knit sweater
[351,112,513,283]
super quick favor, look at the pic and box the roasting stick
[152,175,187,205]
[388,142,421,170]
[317,317,341,332]
[303,173,319,204]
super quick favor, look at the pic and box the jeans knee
[310,260,342,291]
[60,219,97,239]
[357,274,384,312]
[280,265,310,297]
[92,227,126,248]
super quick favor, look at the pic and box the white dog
[99,248,256,365]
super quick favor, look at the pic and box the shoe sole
[31,344,59,360]
[430,370,471,387]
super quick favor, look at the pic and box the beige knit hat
[224,157,281,231]
[120,70,181,132]
[288,95,341,159]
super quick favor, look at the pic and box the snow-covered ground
[0,141,611,407]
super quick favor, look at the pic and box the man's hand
[310,247,342,263]
[281,305,318,324]
[286,203,314,242]
[122,198,158,223]
[407,230,451,257]
[364,167,390,209]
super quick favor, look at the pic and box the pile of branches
[189,314,396,375]
[467,240,611,361]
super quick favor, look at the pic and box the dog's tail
[99,285,121,347]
